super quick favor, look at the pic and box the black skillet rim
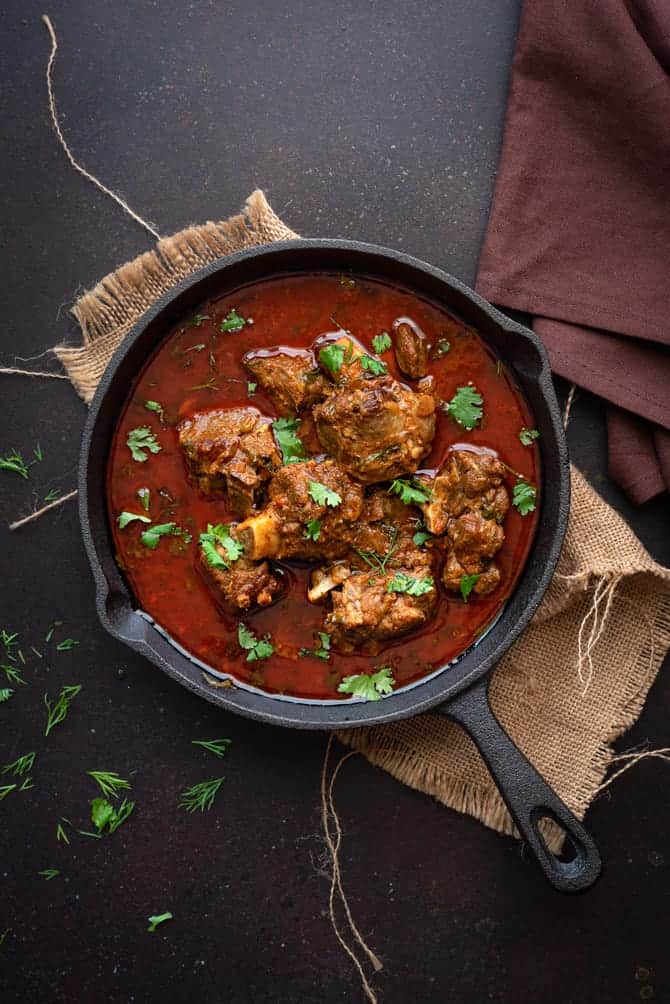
[79,239,569,729]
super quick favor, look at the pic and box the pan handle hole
[532,810,578,863]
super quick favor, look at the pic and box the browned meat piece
[236,459,364,561]
[243,348,328,416]
[200,550,283,611]
[178,407,280,518]
[392,317,429,379]
[441,510,505,595]
[442,547,501,596]
[313,375,436,482]
[325,567,437,652]
[420,449,509,535]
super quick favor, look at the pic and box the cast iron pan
[80,239,602,893]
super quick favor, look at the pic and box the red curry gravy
[107,273,539,700]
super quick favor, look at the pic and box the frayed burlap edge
[54,190,298,403]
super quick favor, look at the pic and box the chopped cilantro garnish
[140,522,181,550]
[126,426,162,463]
[199,523,244,569]
[304,519,322,541]
[388,478,432,506]
[300,632,331,661]
[220,309,247,333]
[117,511,152,529]
[512,480,537,515]
[446,385,483,430]
[308,481,342,507]
[137,488,151,512]
[413,528,431,547]
[237,623,274,662]
[272,417,306,464]
[460,574,481,602]
[338,667,395,701]
[372,332,392,354]
[319,343,346,375]
[386,573,434,596]
[90,796,135,835]
[144,400,165,423]
[519,428,540,446]
[247,381,257,395]
[433,339,451,357]
[360,354,387,376]
[191,313,210,327]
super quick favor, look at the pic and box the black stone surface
[1,3,668,1002]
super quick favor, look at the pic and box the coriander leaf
[199,523,244,569]
[447,385,484,430]
[91,796,135,835]
[44,684,82,736]
[126,426,162,463]
[272,417,306,464]
[118,511,152,529]
[137,487,151,512]
[148,912,173,932]
[0,450,30,479]
[299,632,332,661]
[247,382,257,395]
[338,667,396,702]
[413,528,431,547]
[304,519,321,541]
[386,573,434,596]
[191,313,210,326]
[237,623,274,662]
[220,309,247,333]
[144,400,165,423]
[519,427,540,446]
[191,738,231,758]
[179,777,225,813]
[388,478,432,506]
[360,354,387,376]
[433,339,451,358]
[140,522,179,550]
[308,481,342,507]
[319,343,346,375]
[0,688,13,703]
[460,573,481,602]
[372,332,392,354]
[512,480,537,516]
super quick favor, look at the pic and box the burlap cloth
[57,191,670,850]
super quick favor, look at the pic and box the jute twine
[2,17,670,1002]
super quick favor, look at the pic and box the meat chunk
[243,348,328,416]
[313,375,436,482]
[325,567,437,652]
[420,449,509,535]
[178,407,280,518]
[200,550,283,611]
[418,449,509,598]
[392,317,429,379]
[236,459,364,561]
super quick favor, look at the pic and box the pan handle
[439,676,602,893]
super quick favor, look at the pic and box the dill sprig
[191,738,231,759]
[44,684,82,736]
[179,777,225,813]
[1,665,26,686]
[0,784,17,800]
[38,868,60,881]
[87,770,131,799]
[56,638,79,652]
[1,630,19,661]
[0,688,13,703]
[0,450,30,478]
[56,820,70,844]
[1,752,36,776]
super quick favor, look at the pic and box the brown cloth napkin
[54,191,670,850]
[476,0,670,504]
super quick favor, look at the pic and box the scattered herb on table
[33,442,43,463]
[118,511,152,529]
[388,478,432,506]
[360,354,387,376]
[56,821,70,844]
[89,796,135,835]
[38,868,60,881]
[387,572,434,596]
[512,480,537,516]
[199,523,244,569]
[179,777,225,813]
[237,623,274,662]
[19,776,34,791]
[460,573,481,602]
[44,488,61,503]
[144,400,165,423]
[1,629,19,660]
[137,488,151,512]
[219,309,247,333]
[0,688,13,703]
[0,450,30,478]
[148,912,173,932]
[2,665,26,686]
[272,417,306,464]
[319,343,346,375]
[304,519,321,542]
[300,632,331,661]
[338,667,396,701]
[44,684,82,737]
[56,639,79,652]
[308,481,342,507]
[126,426,162,463]
[0,785,17,800]
[192,738,231,758]
[372,332,392,354]
[1,752,36,776]
[44,621,62,644]
[519,427,540,446]
[447,385,484,430]
[31,646,42,659]
[87,770,131,799]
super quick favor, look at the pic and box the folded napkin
[476,0,670,503]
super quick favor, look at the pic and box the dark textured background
[1,3,668,1002]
